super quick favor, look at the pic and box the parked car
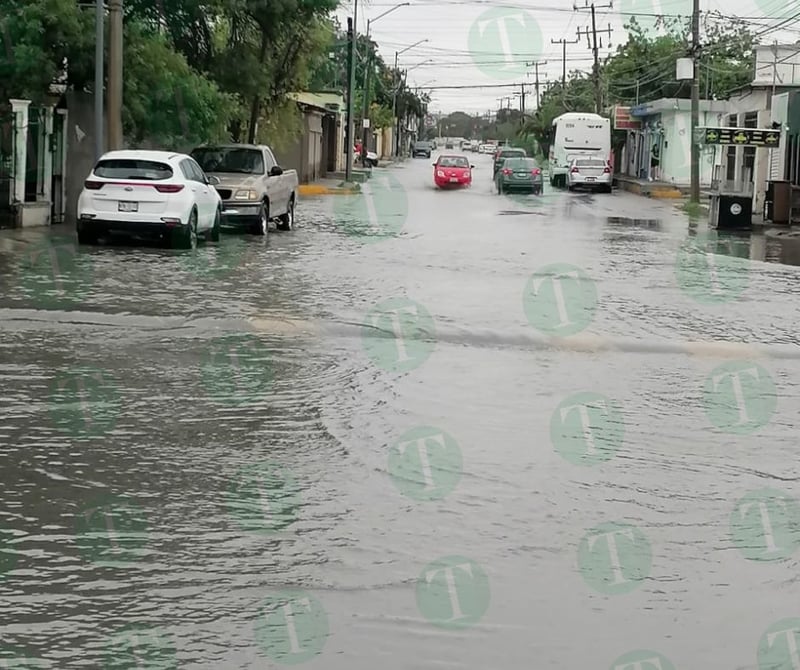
[445,141,454,149]
[492,147,527,176]
[479,144,495,154]
[567,156,612,193]
[495,157,543,195]
[433,154,474,189]
[413,141,432,158]
[191,144,299,234]
[76,149,222,248]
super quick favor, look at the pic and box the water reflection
[606,216,662,230]
[684,227,800,268]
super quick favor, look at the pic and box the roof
[99,149,186,162]
[288,91,345,113]
[630,97,729,116]
[192,143,263,150]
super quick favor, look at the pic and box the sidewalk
[297,178,360,196]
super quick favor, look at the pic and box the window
[438,156,469,167]
[743,112,757,181]
[94,159,173,180]
[191,147,265,175]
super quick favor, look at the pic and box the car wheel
[208,207,221,242]
[77,230,98,245]
[277,197,295,231]
[252,202,268,236]
[175,209,198,249]
[567,184,575,192]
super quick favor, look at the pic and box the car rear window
[94,159,173,180]
[504,158,536,168]
[438,156,469,167]
[577,159,607,166]
[501,149,525,157]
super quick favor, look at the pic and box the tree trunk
[247,30,270,143]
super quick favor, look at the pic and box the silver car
[566,156,612,193]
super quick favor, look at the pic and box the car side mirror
[207,175,220,186]
[432,163,436,166]
[470,165,475,168]
[270,165,283,176]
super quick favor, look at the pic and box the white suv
[77,150,223,248]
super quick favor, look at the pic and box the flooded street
[2,153,800,669]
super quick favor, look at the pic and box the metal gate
[0,110,14,228]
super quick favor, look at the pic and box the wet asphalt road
[1,151,800,669]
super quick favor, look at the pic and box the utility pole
[520,83,526,116]
[689,0,700,202]
[551,37,580,89]
[107,0,123,149]
[575,1,612,115]
[525,60,547,109]
[94,0,104,160]
[345,0,358,181]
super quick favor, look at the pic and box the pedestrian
[650,143,660,181]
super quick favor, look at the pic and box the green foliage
[0,0,343,145]
[0,0,94,103]
[122,22,237,147]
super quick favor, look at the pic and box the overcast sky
[334,0,800,115]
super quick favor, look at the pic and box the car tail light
[84,180,103,189]
[155,184,185,193]
[531,168,541,175]
[603,165,610,173]
[570,167,580,173]
[502,168,512,175]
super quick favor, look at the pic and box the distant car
[495,157,543,195]
[493,147,527,176]
[433,154,474,189]
[445,142,454,149]
[479,144,494,154]
[77,149,222,248]
[567,156,612,193]
[413,141,432,158]
[470,141,480,152]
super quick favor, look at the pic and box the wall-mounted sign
[613,106,642,130]
[700,127,781,147]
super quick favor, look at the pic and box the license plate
[118,201,138,212]
[450,177,458,182]
[586,177,596,181]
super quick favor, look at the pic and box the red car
[433,154,473,189]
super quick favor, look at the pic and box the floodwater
[1,153,800,669]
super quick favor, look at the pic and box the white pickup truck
[190,143,299,235]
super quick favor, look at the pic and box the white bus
[549,112,611,187]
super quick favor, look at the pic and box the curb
[298,184,359,196]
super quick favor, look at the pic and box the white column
[9,99,30,204]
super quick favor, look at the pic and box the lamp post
[392,39,428,157]
[362,3,410,165]
[345,0,358,181]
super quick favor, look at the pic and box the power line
[575,0,613,113]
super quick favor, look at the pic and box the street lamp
[361,2,410,165]
[404,59,433,73]
[392,39,429,157]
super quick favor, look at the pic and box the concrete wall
[64,91,106,226]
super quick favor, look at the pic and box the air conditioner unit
[324,103,340,112]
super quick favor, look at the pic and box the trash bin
[767,180,791,224]
[711,194,752,230]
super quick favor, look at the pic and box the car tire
[208,207,221,242]
[567,184,575,192]
[497,183,504,194]
[251,202,268,236]
[277,197,295,231]
[175,209,198,249]
[77,230,98,245]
